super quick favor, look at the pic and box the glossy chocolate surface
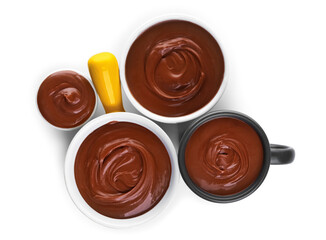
[74,121,171,219]
[125,20,225,117]
[37,70,96,128]
[185,117,263,195]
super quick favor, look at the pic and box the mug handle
[88,52,125,113]
[270,144,295,165]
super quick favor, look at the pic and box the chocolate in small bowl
[37,70,96,129]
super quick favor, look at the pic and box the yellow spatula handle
[88,52,125,113]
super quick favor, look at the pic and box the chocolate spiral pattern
[74,122,171,219]
[145,37,205,104]
[185,117,264,195]
[203,134,249,184]
[125,20,225,117]
[37,70,96,128]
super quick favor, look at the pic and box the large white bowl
[120,14,229,123]
[64,112,179,228]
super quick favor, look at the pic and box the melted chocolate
[185,117,263,195]
[37,70,96,128]
[74,121,171,219]
[125,20,225,117]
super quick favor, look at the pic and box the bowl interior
[36,69,98,131]
[119,14,229,123]
[65,112,178,228]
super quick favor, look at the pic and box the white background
[1,0,325,239]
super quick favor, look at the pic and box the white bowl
[36,69,98,131]
[120,14,229,123]
[64,112,179,228]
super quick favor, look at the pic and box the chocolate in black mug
[178,110,295,203]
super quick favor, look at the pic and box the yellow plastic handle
[88,52,125,113]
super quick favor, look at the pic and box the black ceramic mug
[178,110,295,203]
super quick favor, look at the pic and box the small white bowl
[36,69,97,131]
[64,112,179,228]
[120,14,229,124]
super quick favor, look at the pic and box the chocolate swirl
[74,122,171,219]
[185,117,263,195]
[125,20,225,117]
[37,70,96,128]
[203,134,249,184]
[145,37,205,104]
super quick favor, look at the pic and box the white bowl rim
[119,13,229,124]
[35,69,98,131]
[64,112,179,228]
